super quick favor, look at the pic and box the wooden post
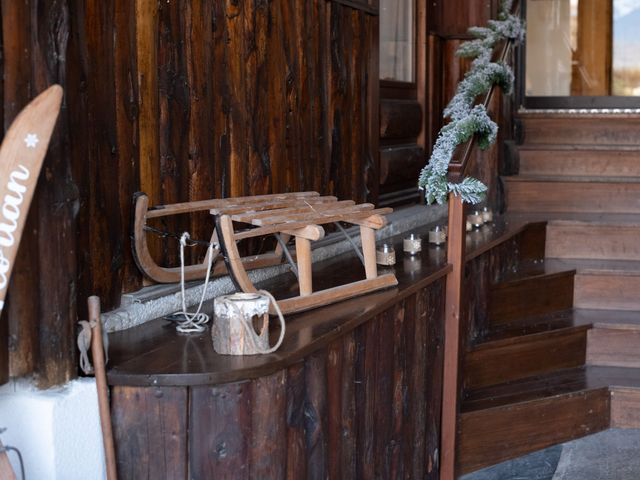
[360,226,378,279]
[88,296,118,480]
[296,236,313,296]
[440,193,465,480]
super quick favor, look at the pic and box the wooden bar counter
[106,219,524,479]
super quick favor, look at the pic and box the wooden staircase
[457,113,640,475]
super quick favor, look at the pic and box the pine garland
[418,2,524,205]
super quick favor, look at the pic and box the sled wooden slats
[144,191,321,219]
[245,203,377,226]
[230,199,356,223]
[212,193,398,315]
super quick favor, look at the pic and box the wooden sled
[133,191,398,314]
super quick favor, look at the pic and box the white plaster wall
[0,378,105,480]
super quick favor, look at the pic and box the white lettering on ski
[0,164,30,291]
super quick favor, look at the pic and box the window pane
[613,0,640,95]
[525,0,640,96]
[380,0,415,82]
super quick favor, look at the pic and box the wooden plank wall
[0,0,379,387]
[111,280,446,480]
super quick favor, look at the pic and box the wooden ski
[0,85,63,313]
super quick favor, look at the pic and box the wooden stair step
[588,328,640,369]
[458,387,609,475]
[503,177,640,214]
[488,268,575,325]
[575,271,640,311]
[577,309,640,369]
[546,220,640,260]
[482,307,640,345]
[462,365,640,412]
[544,258,640,274]
[497,256,580,283]
[482,308,592,342]
[540,258,640,311]
[507,174,640,183]
[519,144,640,152]
[518,114,640,146]
[506,212,640,225]
[574,308,640,330]
[458,365,640,474]
[519,146,640,177]
[464,322,588,389]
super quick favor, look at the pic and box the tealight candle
[482,206,493,223]
[467,211,484,228]
[428,226,446,246]
[403,233,422,255]
[376,243,396,266]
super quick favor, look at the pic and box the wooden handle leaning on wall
[88,296,118,480]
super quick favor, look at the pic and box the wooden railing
[439,3,520,479]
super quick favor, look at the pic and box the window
[524,0,640,101]
[380,0,415,83]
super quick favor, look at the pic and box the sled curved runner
[132,191,323,283]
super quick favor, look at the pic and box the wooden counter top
[107,215,532,387]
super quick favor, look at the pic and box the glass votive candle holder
[482,206,494,223]
[428,226,447,246]
[467,211,484,228]
[376,243,396,266]
[403,233,422,255]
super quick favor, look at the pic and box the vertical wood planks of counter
[109,281,446,479]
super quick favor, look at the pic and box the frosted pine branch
[418,1,523,205]
[448,177,488,204]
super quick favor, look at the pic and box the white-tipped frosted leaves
[418,3,524,205]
